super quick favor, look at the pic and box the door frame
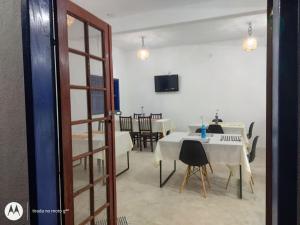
[54,1,117,225]
[21,0,60,224]
[267,0,300,224]
[21,0,300,224]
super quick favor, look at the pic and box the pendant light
[137,36,150,60]
[242,22,258,52]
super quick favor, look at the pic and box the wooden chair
[137,116,159,152]
[133,113,142,119]
[179,140,212,197]
[119,116,140,146]
[150,113,162,119]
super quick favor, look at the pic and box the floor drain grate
[96,216,128,225]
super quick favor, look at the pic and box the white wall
[112,47,126,79]
[69,37,267,147]
[114,42,266,147]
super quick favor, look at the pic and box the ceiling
[72,0,211,18]
[70,0,267,50]
[112,13,267,50]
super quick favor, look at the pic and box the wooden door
[55,1,116,225]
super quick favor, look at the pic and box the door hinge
[52,38,57,46]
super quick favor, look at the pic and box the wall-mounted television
[154,74,179,92]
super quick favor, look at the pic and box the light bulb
[243,37,258,52]
[137,48,150,60]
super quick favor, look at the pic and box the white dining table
[188,122,249,146]
[72,131,133,176]
[115,118,175,136]
[154,132,251,199]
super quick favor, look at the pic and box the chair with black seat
[187,129,214,172]
[247,122,255,139]
[226,136,259,193]
[150,113,163,119]
[212,118,223,123]
[207,124,224,134]
[179,140,212,197]
[133,113,142,119]
[119,116,140,147]
[137,116,159,152]
[248,136,259,189]
[248,136,259,163]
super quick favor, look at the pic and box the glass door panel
[90,59,105,87]
[70,89,88,122]
[88,26,103,58]
[69,53,87,86]
[74,190,91,224]
[67,16,85,51]
[56,1,116,225]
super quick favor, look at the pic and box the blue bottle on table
[201,124,207,139]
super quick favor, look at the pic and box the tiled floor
[116,145,266,225]
[73,144,266,225]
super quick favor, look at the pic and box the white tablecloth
[72,131,133,160]
[154,132,251,183]
[188,122,249,146]
[115,118,175,136]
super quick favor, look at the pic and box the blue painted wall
[114,79,120,112]
[21,0,60,225]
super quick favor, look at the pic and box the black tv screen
[154,74,179,92]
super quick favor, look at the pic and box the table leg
[240,165,243,199]
[84,157,87,170]
[116,151,130,177]
[102,159,106,186]
[160,160,176,187]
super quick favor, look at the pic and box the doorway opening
[55,1,269,225]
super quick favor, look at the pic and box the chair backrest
[119,116,133,132]
[247,122,255,139]
[137,116,152,132]
[150,113,162,119]
[98,121,105,132]
[133,113,142,119]
[207,124,224,134]
[195,128,201,133]
[212,118,223,123]
[249,136,259,163]
[179,140,209,166]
